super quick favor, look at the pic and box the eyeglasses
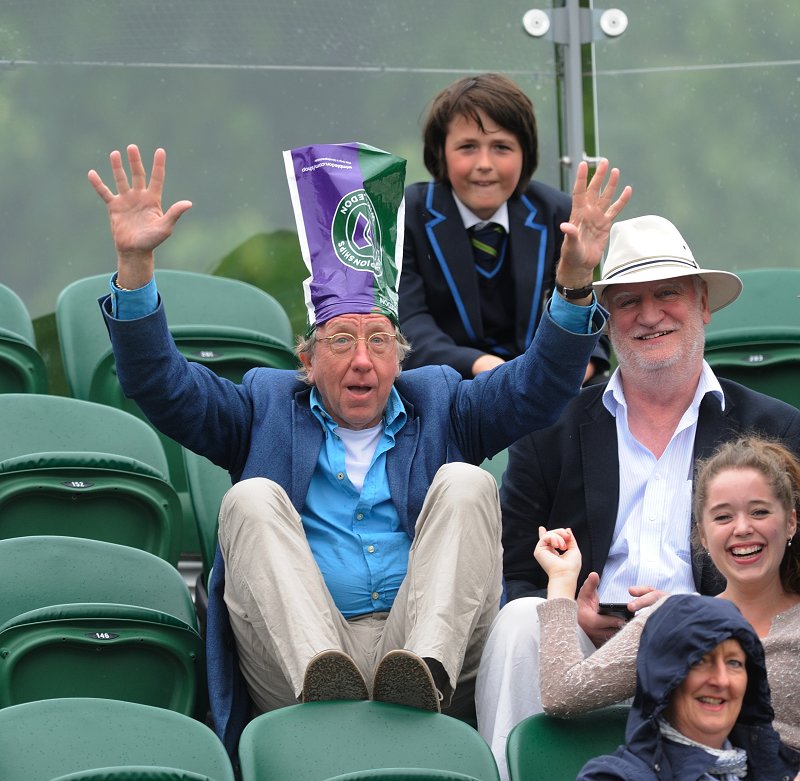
[316,332,397,356]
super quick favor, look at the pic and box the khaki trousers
[218,462,502,718]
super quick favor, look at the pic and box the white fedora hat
[593,215,743,313]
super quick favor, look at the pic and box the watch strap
[555,281,594,300]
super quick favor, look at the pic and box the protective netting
[0,0,556,74]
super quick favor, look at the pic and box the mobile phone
[598,603,635,621]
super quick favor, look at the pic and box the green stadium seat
[324,771,484,781]
[238,700,501,781]
[0,535,204,715]
[0,283,48,394]
[182,448,231,581]
[51,769,221,781]
[0,697,234,781]
[56,270,297,557]
[182,448,232,629]
[0,393,182,564]
[183,448,231,631]
[505,705,629,781]
[480,448,508,487]
[704,267,800,408]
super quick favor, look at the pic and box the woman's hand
[534,525,581,599]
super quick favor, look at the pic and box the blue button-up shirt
[306,386,409,617]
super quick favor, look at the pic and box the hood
[625,594,773,754]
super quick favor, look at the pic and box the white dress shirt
[597,361,724,602]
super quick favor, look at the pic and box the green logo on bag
[331,189,383,277]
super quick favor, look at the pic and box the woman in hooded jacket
[576,593,799,780]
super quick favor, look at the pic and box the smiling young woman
[693,436,800,638]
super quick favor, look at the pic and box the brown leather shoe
[372,649,443,712]
[301,649,369,703]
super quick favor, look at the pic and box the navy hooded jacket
[578,594,800,781]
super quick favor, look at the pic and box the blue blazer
[102,294,605,757]
[399,180,610,377]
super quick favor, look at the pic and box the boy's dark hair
[422,73,539,196]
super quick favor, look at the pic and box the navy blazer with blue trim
[399,179,610,377]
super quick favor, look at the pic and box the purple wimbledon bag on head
[283,142,406,332]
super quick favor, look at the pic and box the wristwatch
[555,281,594,300]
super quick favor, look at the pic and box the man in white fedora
[475,214,800,780]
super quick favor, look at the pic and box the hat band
[604,256,699,281]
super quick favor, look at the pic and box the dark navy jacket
[578,595,800,780]
[102,294,605,758]
[399,180,610,377]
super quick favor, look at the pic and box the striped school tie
[470,223,506,276]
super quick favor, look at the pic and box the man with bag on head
[87,141,629,754]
